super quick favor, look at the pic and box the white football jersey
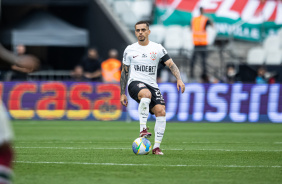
[123,41,168,88]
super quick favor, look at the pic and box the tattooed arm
[120,64,130,95]
[120,63,130,106]
[165,59,181,80]
[165,59,185,93]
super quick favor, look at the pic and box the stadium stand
[247,28,282,66]
[243,27,282,83]
[163,25,184,55]
[105,0,114,5]
[131,0,153,21]
[207,26,217,45]
[105,0,218,76]
[279,28,282,48]
[112,1,131,16]
[265,50,282,65]
[121,11,139,27]
[149,24,166,44]
[182,26,194,58]
[110,0,153,29]
[1,0,280,83]
[247,47,266,65]
[263,35,280,53]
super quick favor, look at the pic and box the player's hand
[120,94,128,107]
[12,55,39,73]
[177,79,185,93]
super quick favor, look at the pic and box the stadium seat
[105,0,114,6]
[166,25,183,36]
[182,27,194,58]
[207,26,217,45]
[132,0,153,20]
[121,11,139,27]
[247,47,266,65]
[113,1,132,16]
[164,35,183,55]
[265,50,282,65]
[163,25,184,55]
[263,35,280,52]
[149,24,166,44]
[112,0,153,29]
[278,28,282,48]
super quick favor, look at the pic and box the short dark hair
[135,21,150,29]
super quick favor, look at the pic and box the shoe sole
[152,153,164,155]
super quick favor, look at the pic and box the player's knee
[138,91,151,99]
[155,108,166,117]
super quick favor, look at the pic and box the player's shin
[0,144,13,184]
[153,116,166,149]
[138,98,151,132]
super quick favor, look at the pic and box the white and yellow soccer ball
[132,137,152,155]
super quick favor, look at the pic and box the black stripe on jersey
[160,54,171,66]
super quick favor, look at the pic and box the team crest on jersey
[137,83,146,88]
[150,52,157,61]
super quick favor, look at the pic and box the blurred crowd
[71,47,122,83]
[0,45,123,83]
[0,43,278,84]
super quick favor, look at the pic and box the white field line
[14,161,282,168]
[15,147,131,150]
[14,147,282,152]
[274,142,282,144]
[182,142,264,144]
[16,141,129,144]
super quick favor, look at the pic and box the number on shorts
[155,90,161,96]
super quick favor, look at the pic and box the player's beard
[138,36,145,42]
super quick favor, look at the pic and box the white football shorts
[0,101,13,145]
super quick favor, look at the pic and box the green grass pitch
[12,121,282,184]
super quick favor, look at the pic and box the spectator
[268,74,276,84]
[71,65,84,81]
[101,49,121,83]
[256,66,276,84]
[200,73,219,84]
[10,45,28,80]
[190,7,213,79]
[256,66,267,84]
[224,64,238,84]
[16,44,26,54]
[72,48,102,82]
[200,73,210,83]
[9,44,40,80]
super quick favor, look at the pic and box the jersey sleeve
[122,46,131,65]
[158,44,171,66]
[158,44,168,59]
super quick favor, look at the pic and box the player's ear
[148,29,151,35]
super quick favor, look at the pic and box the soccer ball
[132,137,152,155]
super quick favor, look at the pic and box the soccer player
[120,21,185,155]
[0,44,38,184]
